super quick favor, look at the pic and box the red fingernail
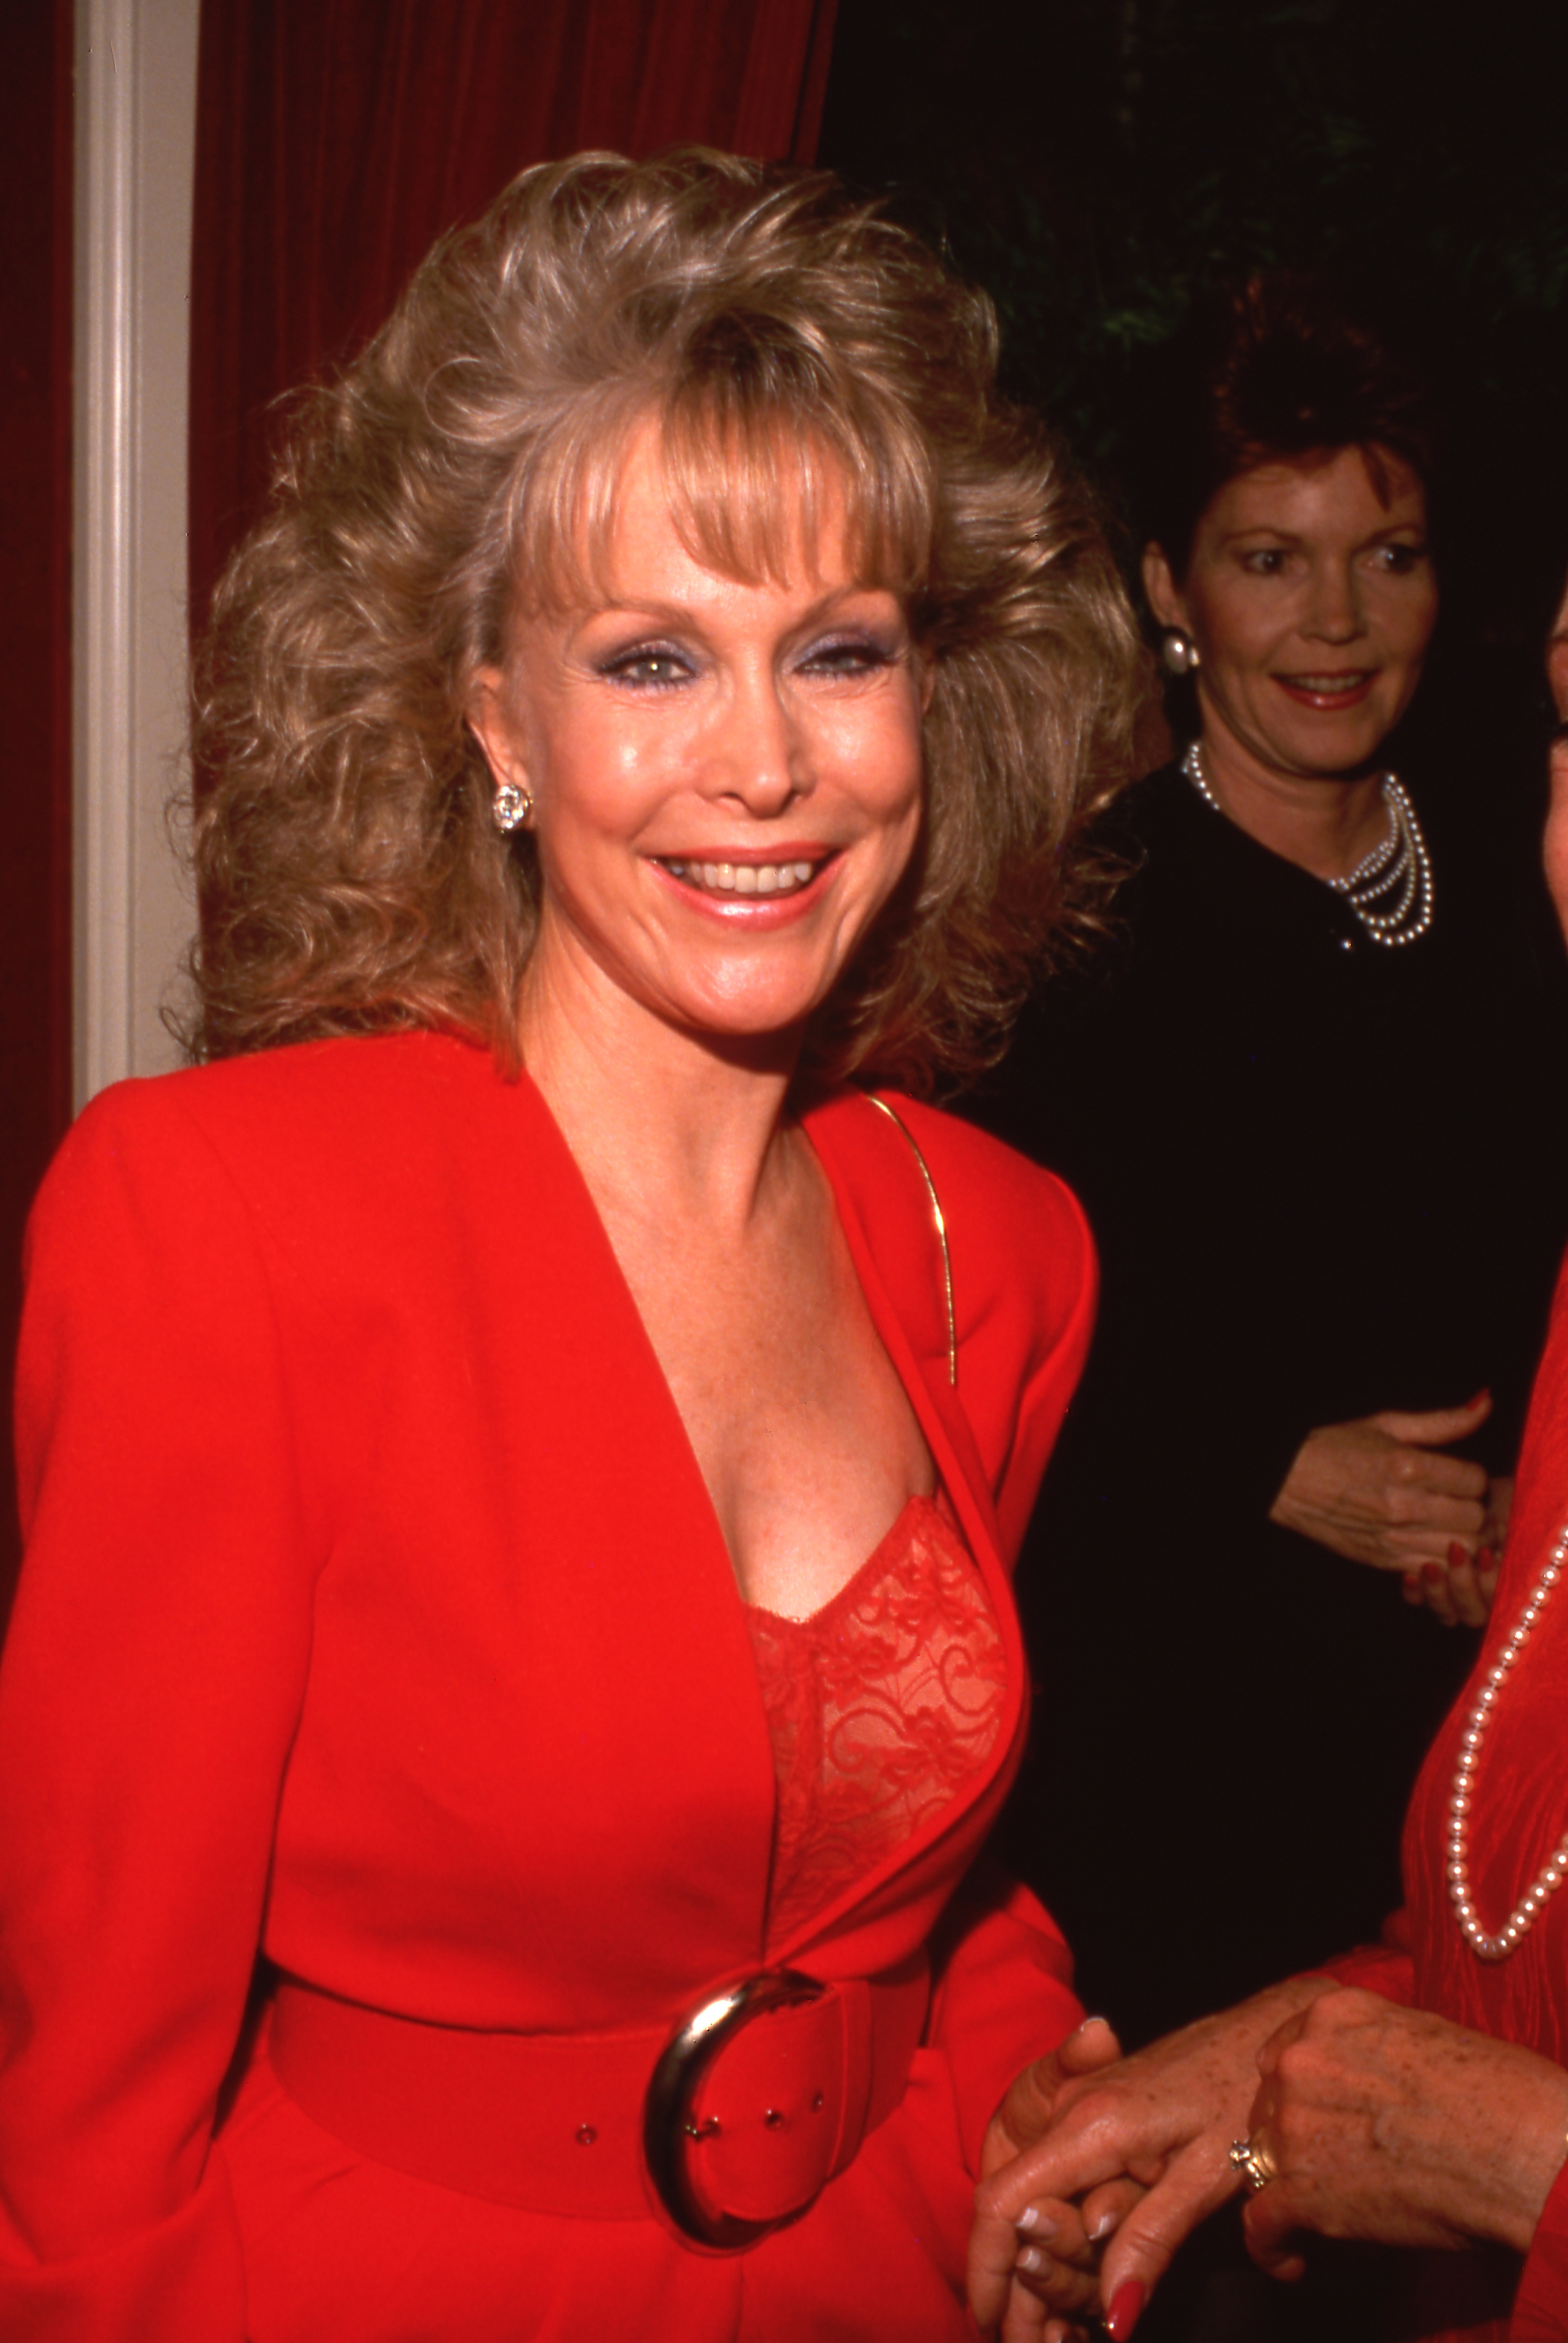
[1466,1388,1491,1408]
[1448,1541,1467,1568]
[1107,2281,1147,2340]
[1423,1561,1445,1585]
[1479,1549,1495,1571]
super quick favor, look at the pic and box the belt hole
[574,2124,597,2147]
[763,2107,786,2130]
[684,2115,721,2141]
[811,2092,824,2113]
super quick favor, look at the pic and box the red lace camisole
[743,1493,1008,1949]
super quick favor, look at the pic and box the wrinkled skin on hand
[1240,1988,1568,2279]
[1271,1394,1492,1582]
[970,1980,1334,2336]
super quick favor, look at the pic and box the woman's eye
[1240,547,1289,577]
[801,635,896,678]
[1372,543,1426,575]
[599,646,693,689]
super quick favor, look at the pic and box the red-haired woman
[981,279,1568,2065]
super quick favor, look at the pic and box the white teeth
[663,858,821,897]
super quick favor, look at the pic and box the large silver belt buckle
[643,1969,834,2251]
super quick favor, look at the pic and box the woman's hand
[1399,1540,1500,1628]
[970,1980,1334,2338]
[1397,1475,1512,1626]
[1239,1987,1568,2279]
[1270,1393,1492,1575]
[987,2178,1150,2343]
[978,2018,1146,2341]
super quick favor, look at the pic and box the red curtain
[189,0,840,627]
[0,0,73,1613]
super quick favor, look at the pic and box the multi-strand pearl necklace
[1447,1517,1568,1960]
[1181,742,1435,947]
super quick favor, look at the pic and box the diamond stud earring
[492,784,532,833]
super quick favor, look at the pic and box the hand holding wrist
[970,1977,1335,2336]
[1238,1990,1568,2266]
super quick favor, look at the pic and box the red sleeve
[1317,1905,1418,2003]
[924,1859,1084,2175]
[1515,2163,1568,2339]
[0,1084,318,2340]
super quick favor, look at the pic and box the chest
[602,1186,935,1616]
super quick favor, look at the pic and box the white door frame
[74,0,200,1107]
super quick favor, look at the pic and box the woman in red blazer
[0,154,1147,2340]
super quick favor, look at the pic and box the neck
[1194,718,1390,881]
[517,936,804,1241]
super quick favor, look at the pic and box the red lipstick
[648,845,840,927]
[1272,671,1376,712]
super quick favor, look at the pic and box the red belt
[269,1953,930,2251]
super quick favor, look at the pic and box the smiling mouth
[656,856,827,898]
[1276,671,1376,701]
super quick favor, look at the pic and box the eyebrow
[571,581,897,631]
[1215,523,1427,550]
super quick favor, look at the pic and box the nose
[701,664,810,814]
[1548,627,1568,724]
[1543,739,1568,948]
[1302,558,1366,645]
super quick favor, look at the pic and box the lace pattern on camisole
[744,1494,1007,1949]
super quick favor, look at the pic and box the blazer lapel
[790,1091,1031,1954]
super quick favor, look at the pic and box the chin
[663,986,816,1044]
[1277,727,1388,778]
[668,967,845,1042]
[1297,709,1401,767]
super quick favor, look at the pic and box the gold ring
[1228,2133,1278,2193]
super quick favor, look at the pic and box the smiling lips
[657,855,825,899]
[1274,669,1377,711]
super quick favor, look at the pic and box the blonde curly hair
[190,148,1149,1091]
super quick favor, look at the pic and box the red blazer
[0,1031,1094,2342]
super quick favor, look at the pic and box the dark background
[818,0,1568,795]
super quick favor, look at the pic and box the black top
[971,760,1568,2044]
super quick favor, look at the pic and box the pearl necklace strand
[1181,743,1435,947]
[1447,1517,1568,1960]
